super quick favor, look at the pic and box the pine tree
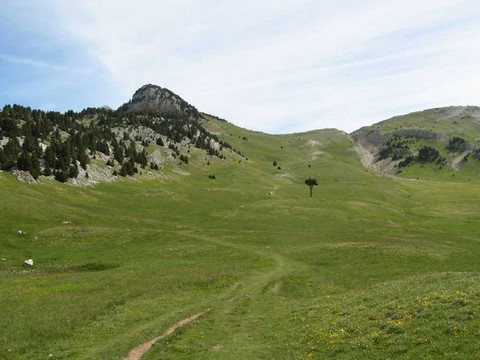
[1,138,20,170]
[113,142,124,163]
[44,165,52,177]
[30,154,41,179]
[305,178,319,198]
[77,147,89,170]
[54,170,68,182]
[69,163,79,178]
[119,163,128,177]
[44,145,56,168]
[17,150,32,171]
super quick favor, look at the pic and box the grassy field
[1,117,480,359]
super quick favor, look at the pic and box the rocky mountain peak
[118,84,200,119]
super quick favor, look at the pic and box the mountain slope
[2,84,480,186]
[0,101,229,185]
[351,106,480,180]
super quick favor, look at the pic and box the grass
[353,106,480,182]
[1,117,480,359]
[370,106,480,142]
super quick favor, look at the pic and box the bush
[179,154,189,164]
[54,170,68,182]
[446,137,466,152]
[398,156,414,168]
[418,146,440,163]
[472,149,480,160]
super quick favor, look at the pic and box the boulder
[24,259,33,266]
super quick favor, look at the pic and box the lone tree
[305,178,318,198]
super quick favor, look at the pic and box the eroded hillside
[351,106,480,181]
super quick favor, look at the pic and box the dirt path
[122,311,206,360]
[123,230,303,360]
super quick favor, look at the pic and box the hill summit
[118,84,200,119]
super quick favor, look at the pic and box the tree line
[0,104,232,182]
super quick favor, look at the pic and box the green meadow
[1,118,480,359]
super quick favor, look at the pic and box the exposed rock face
[12,170,38,184]
[118,84,200,119]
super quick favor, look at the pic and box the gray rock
[118,84,200,119]
[12,170,37,184]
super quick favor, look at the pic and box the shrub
[398,156,414,168]
[446,137,466,152]
[418,146,440,163]
[54,170,68,182]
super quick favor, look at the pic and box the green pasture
[1,118,480,359]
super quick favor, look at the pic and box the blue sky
[1,0,479,133]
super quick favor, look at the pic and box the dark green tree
[17,150,32,172]
[135,149,148,168]
[76,147,89,170]
[1,138,21,170]
[43,145,56,168]
[54,170,68,182]
[305,178,318,198]
[43,165,52,176]
[69,162,79,178]
[113,141,124,163]
[120,161,135,176]
[446,137,466,152]
[30,155,41,179]
[418,146,440,163]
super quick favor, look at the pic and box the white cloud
[48,0,480,133]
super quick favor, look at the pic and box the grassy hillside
[372,106,480,140]
[1,116,480,359]
[351,106,480,181]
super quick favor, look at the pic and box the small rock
[1,258,6,261]
[12,170,37,184]
[213,344,224,351]
[47,354,54,358]
[62,221,72,224]
[24,259,33,266]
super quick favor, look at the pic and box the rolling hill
[1,87,480,359]
[351,106,480,181]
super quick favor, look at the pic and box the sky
[1,1,479,134]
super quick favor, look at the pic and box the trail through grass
[2,118,480,359]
